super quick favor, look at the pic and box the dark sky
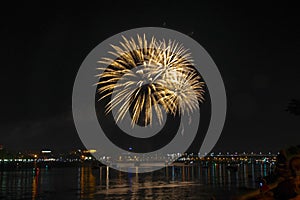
[0,2,299,153]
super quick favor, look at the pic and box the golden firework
[96,34,205,127]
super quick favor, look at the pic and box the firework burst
[96,34,205,127]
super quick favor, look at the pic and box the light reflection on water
[0,163,273,200]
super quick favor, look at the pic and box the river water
[0,163,273,200]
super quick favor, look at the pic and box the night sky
[0,2,299,153]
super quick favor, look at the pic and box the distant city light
[83,149,97,153]
[41,150,51,153]
[0,148,279,167]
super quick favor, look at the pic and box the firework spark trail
[96,34,205,127]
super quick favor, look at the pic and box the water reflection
[32,168,39,200]
[0,163,274,200]
[79,166,96,199]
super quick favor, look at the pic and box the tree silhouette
[286,99,300,115]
